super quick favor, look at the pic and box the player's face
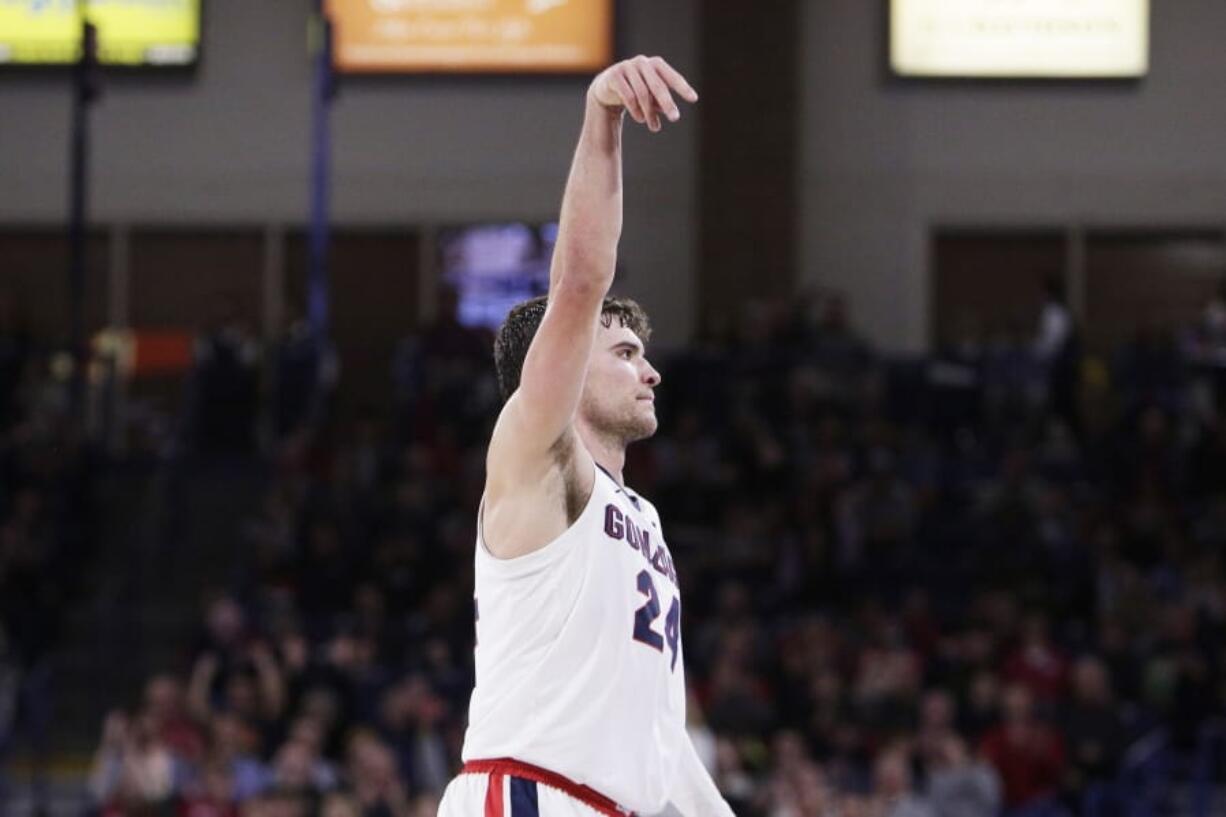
[580,322,661,444]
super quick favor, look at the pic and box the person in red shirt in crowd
[143,674,206,764]
[979,684,1067,815]
[1002,614,1069,705]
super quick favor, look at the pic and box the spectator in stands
[762,730,830,817]
[0,486,60,811]
[1002,613,1069,706]
[923,734,1001,817]
[84,278,1226,817]
[89,710,184,814]
[871,747,934,817]
[187,642,286,743]
[179,759,239,817]
[194,594,250,667]
[392,284,494,448]
[280,715,340,792]
[1145,602,1218,750]
[851,633,923,747]
[186,295,260,455]
[376,675,449,799]
[206,711,271,802]
[270,737,319,793]
[835,446,916,582]
[272,303,339,451]
[295,520,357,634]
[705,650,776,739]
[916,689,957,759]
[0,389,92,814]
[1033,274,1080,434]
[142,673,205,764]
[958,671,1001,744]
[979,684,1067,816]
[1061,655,1128,805]
[345,729,411,817]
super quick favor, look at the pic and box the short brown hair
[493,295,652,402]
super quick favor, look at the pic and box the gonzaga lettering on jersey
[462,464,687,816]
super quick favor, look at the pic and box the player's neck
[576,423,626,486]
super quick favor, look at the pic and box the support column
[698,2,801,333]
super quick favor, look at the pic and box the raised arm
[501,56,695,449]
[484,57,696,557]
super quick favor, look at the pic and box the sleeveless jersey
[461,464,687,815]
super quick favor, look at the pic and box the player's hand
[589,55,698,133]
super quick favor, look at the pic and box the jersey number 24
[632,569,680,671]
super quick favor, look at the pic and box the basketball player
[436,56,735,817]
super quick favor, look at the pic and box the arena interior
[1,1,1225,816]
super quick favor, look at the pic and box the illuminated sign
[891,0,1149,78]
[325,0,613,74]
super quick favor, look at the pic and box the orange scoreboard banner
[324,0,614,74]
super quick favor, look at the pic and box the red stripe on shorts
[464,758,634,817]
[484,771,505,817]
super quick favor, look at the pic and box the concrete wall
[0,0,699,344]
[801,0,1226,352]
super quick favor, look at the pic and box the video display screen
[438,222,557,330]
[0,0,201,67]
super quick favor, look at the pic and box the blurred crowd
[5,279,1226,817]
[0,292,96,808]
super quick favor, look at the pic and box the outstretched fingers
[622,62,660,131]
[613,69,646,124]
[635,56,680,124]
[651,56,699,104]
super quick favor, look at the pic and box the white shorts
[437,760,633,817]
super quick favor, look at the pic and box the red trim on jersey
[484,771,505,817]
[464,758,635,817]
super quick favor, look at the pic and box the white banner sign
[891,0,1149,78]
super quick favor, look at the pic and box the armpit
[549,432,589,524]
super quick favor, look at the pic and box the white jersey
[462,463,687,815]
